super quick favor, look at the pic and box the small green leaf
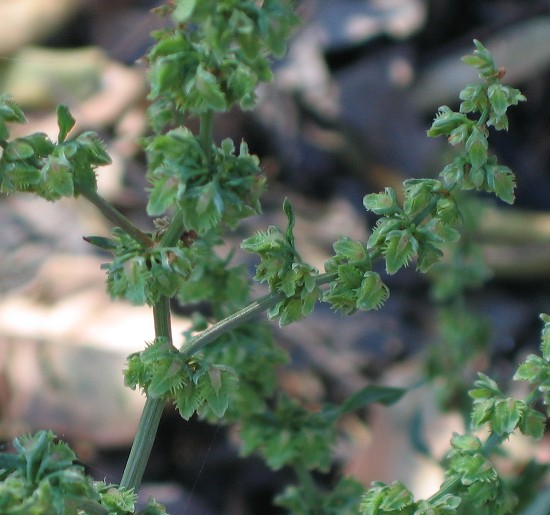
[416,241,443,272]
[384,230,417,274]
[56,105,76,143]
[466,127,488,169]
[488,165,515,204]
[282,197,296,247]
[173,0,197,22]
[339,385,406,416]
[540,314,550,361]
[514,354,548,383]
[488,84,508,117]
[450,433,481,452]
[356,271,389,310]
[491,398,524,435]
[427,106,468,137]
[82,235,118,250]
[519,408,546,440]
[146,176,178,216]
[5,140,34,160]
[0,95,26,123]
[379,481,414,511]
[363,187,401,215]
[195,66,227,111]
[277,298,304,326]
[174,383,202,420]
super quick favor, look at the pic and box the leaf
[356,271,389,310]
[282,197,296,247]
[148,360,185,397]
[195,66,227,111]
[82,235,118,250]
[384,230,417,274]
[427,106,468,137]
[174,382,202,420]
[488,84,508,117]
[514,354,548,383]
[173,0,197,22]
[0,95,26,123]
[416,241,443,272]
[519,408,546,440]
[202,367,238,417]
[450,432,481,451]
[146,177,178,216]
[379,481,414,512]
[491,398,524,435]
[277,298,304,326]
[5,140,34,160]
[339,384,405,416]
[471,399,494,429]
[363,187,401,215]
[540,314,550,361]
[465,127,488,169]
[56,105,75,143]
[490,165,516,204]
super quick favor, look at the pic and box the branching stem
[75,181,154,248]
[120,296,173,491]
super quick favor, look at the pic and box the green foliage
[427,40,524,203]
[0,431,166,515]
[0,1,542,512]
[145,130,265,233]
[276,476,365,514]
[147,0,299,118]
[241,198,321,325]
[0,100,110,200]
[125,337,239,419]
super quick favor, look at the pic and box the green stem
[179,272,337,356]
[411,195,441,227]
[119,112,215,491]
[75,181,154,248]
[180,291,284,356]
[120,296,173,491]
[119,396,165,491]
[121,270,338,490]
[293,463,319,509]
[199,110,214,160]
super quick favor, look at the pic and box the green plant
[0,1,544,513]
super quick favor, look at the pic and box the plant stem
[293,463,319,508]
[179,271,337,356]
[119,111,215,491]
[120,296,173,491]
[75,181,154,248]
[199,110,214,160]
[119,396,165,491]
[180,291,284,355]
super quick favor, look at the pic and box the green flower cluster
[125,337,239,419]
[148,0,299,115]
[146,130,265,233]
[0,431,166,514]
[360,313,550,515]
[323,236,388,314]
[241,198,321,325]
[239,393,337,471]
[360,432,516,514]
[469,373,546,438]
[276,477,365,514]
[0,102,110,200]
[428,40,525,203]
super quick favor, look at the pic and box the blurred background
[1,0,550,513]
